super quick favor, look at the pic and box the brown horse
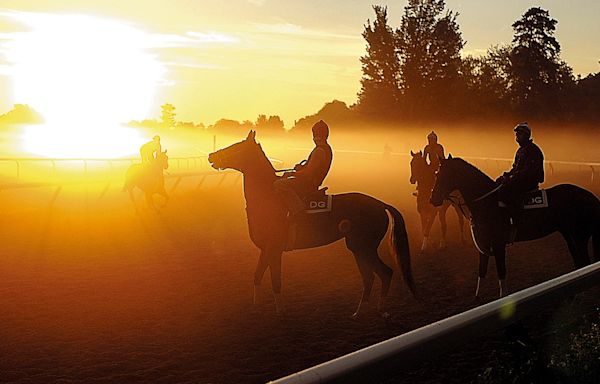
[410,150,466,253]
[208,131,415,317]
[123,150,169,210]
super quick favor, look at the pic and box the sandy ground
[0,151,598,383]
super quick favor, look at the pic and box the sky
[0,0,599,128]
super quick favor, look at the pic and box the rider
[273,120,333,216]
[496,122,544,229]
[423,130,445,170]
[412,131,445,197]
[140,135,161,165]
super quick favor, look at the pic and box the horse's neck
[242,150,278,214]
[457,164,496,209]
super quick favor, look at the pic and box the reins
[471,184,502,202]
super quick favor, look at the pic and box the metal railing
[269,261,600,384]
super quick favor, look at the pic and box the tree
[459,45,512,117]
[509,7,573,116]
[396,0,464,119]
[357,6,400,118]
[160,103,176,129]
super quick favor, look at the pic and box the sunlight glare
[7,13,165,157]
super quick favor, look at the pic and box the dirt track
[0,153,597,383]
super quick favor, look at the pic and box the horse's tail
[384,204,416,296]
[593,202,600,262]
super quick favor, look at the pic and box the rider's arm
[295,148,325,177]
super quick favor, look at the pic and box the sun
[7,13,165,158]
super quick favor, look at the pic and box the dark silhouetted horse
[431,155,599,297]
[208,131,415,317]
[123,150,169,210]
[410,150,466,252]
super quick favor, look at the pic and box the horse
[430,155,600,297]
[208,131,415,317]
[123,150,169,210]
[409,150,466,252]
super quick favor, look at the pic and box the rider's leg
[273,178,304,216]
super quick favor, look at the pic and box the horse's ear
[246,130,256,142]
[410,150,415,156]
[448,153,453,159]
[163,149,167,153]
[418,150,422,156]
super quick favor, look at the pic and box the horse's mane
[253,142,276,177]
[451,158,495,186]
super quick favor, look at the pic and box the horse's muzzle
[207,152,220,169]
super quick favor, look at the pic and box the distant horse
[123,150,169,210]
[431,155,599,297]
[409,150,466,252]
[208,131,415,317]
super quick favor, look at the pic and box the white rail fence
[269,261,600,384]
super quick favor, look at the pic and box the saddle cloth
[523,189,548,209]
[304,193,332,214]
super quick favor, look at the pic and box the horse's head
[208,130,267,174]
[156,150,169,170]
[431,154,459,206]
[409,150,429,185]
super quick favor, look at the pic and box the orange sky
[0,0,599,128]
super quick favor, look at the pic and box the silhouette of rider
[423,131,445,170]
[496,122,544,229]
[412,131,445,197]
[274,120,333,216]
[140,135,161,165]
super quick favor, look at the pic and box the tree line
[354,1,600,124]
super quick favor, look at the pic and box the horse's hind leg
[372,253,393,315]
[349,248,375,319]
[563,232,591,268]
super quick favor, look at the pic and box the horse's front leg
[493,245,507,297]
[159,186,169,208]
[145,192,157,211]
[253,248,270,305]
[476,252,489,298]
[267,249,284,315]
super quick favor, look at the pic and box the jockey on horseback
[496,122,545,231]
[423,131,445,170]
[274,120,333,216]
[140,135,161,165]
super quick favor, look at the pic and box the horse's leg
[159,186,169,207]
[145,192,156,211]
[476,252,489,298]
[421,210,435,253]
[350,248,375,319]
[438,205,448,249]
[372,252,393,316]
[267,249,285,315]
[253,248,270,305]
[562,232,590,268]
[455,205,466,245]
[493,245,507,297]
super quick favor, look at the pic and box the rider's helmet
[311,120,329,140]
[427,131,437,142]
[153,135,161,141]
[513,122,531,137]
